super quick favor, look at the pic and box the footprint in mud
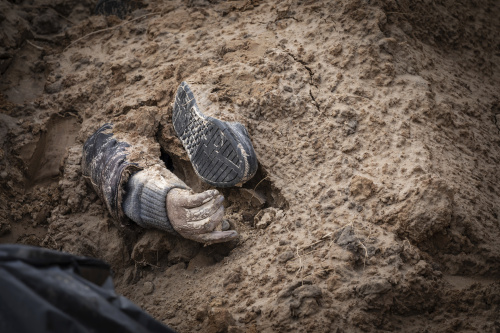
[24,113,81,186]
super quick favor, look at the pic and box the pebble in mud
[221,220,230,231]
[45,81,62,94]
[143,281,154,295]
[278,250,295,263]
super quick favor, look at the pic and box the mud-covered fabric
[83,124,187,234]
[0,244,175,333]
[123,168,188,235]
[82,123,141,224]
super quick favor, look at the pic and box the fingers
[169,188,239,245]
[205,204,225,231]
[186,205,224,232]
[197,230,239,245]
[181,189,220,208]
[188,194,224,220]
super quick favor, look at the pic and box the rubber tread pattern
[173,82,257,187]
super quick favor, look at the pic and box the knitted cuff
[122,167,188,235]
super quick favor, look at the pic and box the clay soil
[1,0,500,332]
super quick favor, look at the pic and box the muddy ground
[1,0,500,331]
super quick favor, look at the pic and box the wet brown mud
[1,0,499,332]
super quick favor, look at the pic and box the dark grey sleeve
[122,167,188,235]
[82,123,142,224]
[82,123,188,234]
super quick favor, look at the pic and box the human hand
[166,188,239,244]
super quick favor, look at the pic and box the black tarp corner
[0,244,176,333]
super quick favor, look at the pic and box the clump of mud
[1,0,499,332]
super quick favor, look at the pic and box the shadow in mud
[154,146,288,266]
[21,111,81,188]
[160,146,287,208]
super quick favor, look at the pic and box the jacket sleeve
[82,123,141,225]
[82,124,188,234]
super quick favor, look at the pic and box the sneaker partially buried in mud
[173,82,258,188]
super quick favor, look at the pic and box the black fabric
[0,244,176,333]
[95,0,129,19]
[82,123,141,224]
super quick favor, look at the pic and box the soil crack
[309,89,320,113]
[285,51,320,113]
[284,51,314,84]
[275,16,300,23]
[494,113,500,134]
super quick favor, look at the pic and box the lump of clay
[33,9,61,35]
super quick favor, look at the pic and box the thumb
[196,230,239,245]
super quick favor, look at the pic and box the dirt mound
[1,0,499,331]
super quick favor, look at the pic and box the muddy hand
[166,188,238,244]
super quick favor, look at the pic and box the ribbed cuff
[122,167,188,235]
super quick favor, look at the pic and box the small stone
[356,205,364,212]
[336,225,356,246]
[348,202,356,209]
[221,220,230,231]
[346,120,358,130]
[278,250,294,263]
[45,81,62,94]
[143,281,154,295]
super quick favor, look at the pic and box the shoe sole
[173,82,257,187]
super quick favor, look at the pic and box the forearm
[82,124,187,231]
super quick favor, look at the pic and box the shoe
[172,82,258,187]
[95,0,128,19]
